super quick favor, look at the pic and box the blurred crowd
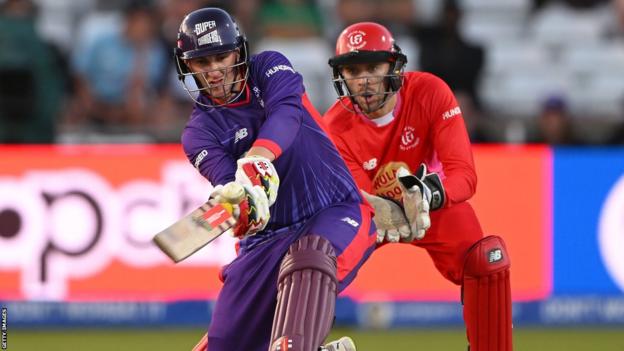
[1,0,624,144]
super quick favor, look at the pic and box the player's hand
[361,190,411,244]
[235,156,280,206]
[211,182,270,238]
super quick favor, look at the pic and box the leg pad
[269,235,338,351]
[462,235,513,351]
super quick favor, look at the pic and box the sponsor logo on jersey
[234,128,248,144]
[194,149,208,169]
[372,162,410,200]
[347,30,366,51]
[363,158,377,171]
[400,126,419,151]
[194,21,216,35]
[265,65,295,78]
[488,248,503,263]
[598,174,624,290]
[442,106,461,120]
[341,217,359,227]
[198,30,222,46]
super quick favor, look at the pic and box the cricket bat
[153,182,245,263]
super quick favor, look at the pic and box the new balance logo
[488,249,503,263]
[235,128,248,143]
[363,158,377,170]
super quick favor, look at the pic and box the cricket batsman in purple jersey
[174,7,374,351]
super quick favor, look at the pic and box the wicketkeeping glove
[396,164,445,241]
[361,190,411,244]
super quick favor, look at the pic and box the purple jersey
[182,51,363,237]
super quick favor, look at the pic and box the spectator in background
[608,96,624,144]
[532,95,578,144]
[609,123,624,143]
[455,92,492,143]
[602,0,624,39]
[335,0,415,37]
[67,0,168,134]
[416,0,485,110]
[259,0,324,39]
[154,0,214,141]
[0,0,65,143]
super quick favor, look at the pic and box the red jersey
[322,71,476,207]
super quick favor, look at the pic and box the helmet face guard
[329,49,406,113]
[328,22,407,114]
[174,8,249,108]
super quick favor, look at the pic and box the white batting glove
[361,190,411,244]
[396,167,431,241]
[235,156,280,206]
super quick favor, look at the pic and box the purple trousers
[205,202,376,351]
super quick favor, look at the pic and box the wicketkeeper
[322,21,513,351]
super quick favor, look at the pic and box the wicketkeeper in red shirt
[322,21,513,351]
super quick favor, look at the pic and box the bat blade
[153,199,236,263]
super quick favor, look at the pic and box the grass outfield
[7,327,624,350]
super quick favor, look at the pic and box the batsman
[173,7,375,351]
[322,22,513,351]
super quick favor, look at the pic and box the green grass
[6,327,624,350]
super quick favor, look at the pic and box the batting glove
[235,156,280,206]
[361,190,411,244]
[211,182,271,238]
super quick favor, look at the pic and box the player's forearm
[256,100,303,158]
[441,167,477,205]
[433,124,477,205]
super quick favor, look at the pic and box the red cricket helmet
[328,22,407,110]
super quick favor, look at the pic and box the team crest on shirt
[400,126,419,151]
